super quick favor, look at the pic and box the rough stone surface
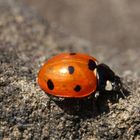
[0,0,140,140]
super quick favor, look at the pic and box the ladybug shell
[38,53,98,98]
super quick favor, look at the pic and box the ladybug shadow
[51,87,130,119]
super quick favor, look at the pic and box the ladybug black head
[111,75,122,91]
[97,63,122,93]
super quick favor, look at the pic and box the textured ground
[0,0,140,140]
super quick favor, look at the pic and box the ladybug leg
[94,91,100,99]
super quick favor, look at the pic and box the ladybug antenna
[119,78,132,98]
[120,88,126,98]
[123,82,133,93]
[112,76,126,99]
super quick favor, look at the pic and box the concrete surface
[0,0,140,139]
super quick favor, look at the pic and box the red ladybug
[37,53,122,99]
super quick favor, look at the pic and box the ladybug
[37,53,123,99]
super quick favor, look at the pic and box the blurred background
[24,0,140,48]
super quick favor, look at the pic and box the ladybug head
[111,75,122,91]
[97,64,123,93]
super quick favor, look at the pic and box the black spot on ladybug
[70,53,76,55]
[68,66,74,74]
[74,85,81,92]
[88,59,96,70]
[47,79,54,90]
